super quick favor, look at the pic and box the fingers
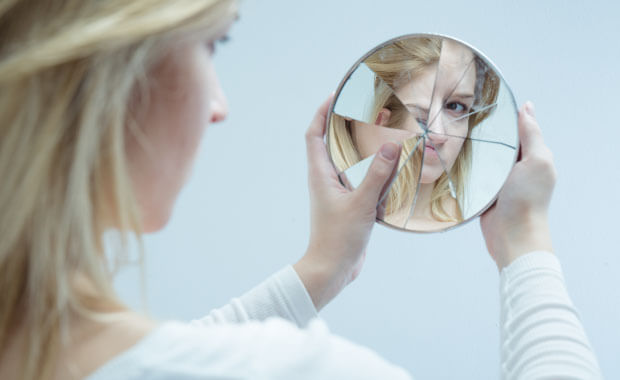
[518,101,556,173]
[518,101,545,159]
[357,143,400,204]
[306,93,334,140]
[306,94,336,179]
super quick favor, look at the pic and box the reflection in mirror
[330,61,425,173]
[327,34,518,233]
[381,135,426,229]
[463,138,515,219]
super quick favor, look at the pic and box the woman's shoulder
[85,318,321,379]
[86,318,411,380]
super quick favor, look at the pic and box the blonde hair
[0,1,237,379]
[329,36,499,224]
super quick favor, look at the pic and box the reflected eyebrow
[450,93,475,99]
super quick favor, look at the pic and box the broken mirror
[327,34,518,232]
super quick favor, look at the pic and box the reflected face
[399,41,476,183]
[351,40,476,184]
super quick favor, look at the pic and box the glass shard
[328,114,425,173]
[378,135,425,228]
[459,138,517,219]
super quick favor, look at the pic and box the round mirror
[327,34,518,233]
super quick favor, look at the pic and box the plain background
[114,1,620,378]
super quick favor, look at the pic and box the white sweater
[86,251,602,379]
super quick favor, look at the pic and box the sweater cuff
[275,265,319,327]
[501,250,559,276]
[499,251,562,292]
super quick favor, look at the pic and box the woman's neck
[0,274,157,380]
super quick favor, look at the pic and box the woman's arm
[191,266,318,327]
[294,94,401,310]
[482,102,602,379]
[193,95,400,326]
[500,251,601,379]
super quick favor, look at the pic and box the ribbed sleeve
[500,251,602,379]
[191,265,318,327]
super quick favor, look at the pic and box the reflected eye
[445,102,468,114]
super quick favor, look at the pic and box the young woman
[0,0,602,379]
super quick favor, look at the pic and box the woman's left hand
[293,95,401,311]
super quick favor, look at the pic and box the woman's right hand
[480,102,557,270]
[294,95,401,311]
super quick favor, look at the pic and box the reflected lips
[424,144,438,159]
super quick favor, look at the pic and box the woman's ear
[375,108,391,126]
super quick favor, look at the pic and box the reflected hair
[0,1,237,379]
[329,36,499,223]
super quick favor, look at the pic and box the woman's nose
[206,61,229,124]
[209,79,228,124]
[209,95,228,123]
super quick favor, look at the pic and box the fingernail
[525,101,536,117]
[380,143,399,161]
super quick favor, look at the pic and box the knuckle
[546,149,555,163]
[372,156,392,177]
[541,147,554,165]
[364,168,381,185]
[550,167,558,183]
[521,115,541,134]
[531,152,556,178]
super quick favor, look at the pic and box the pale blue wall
[115,1,620,378]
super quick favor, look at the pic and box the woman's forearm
[499,251,602,379]
[191,266,317,327]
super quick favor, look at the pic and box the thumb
[356,143,400,205]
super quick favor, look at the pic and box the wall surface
[115,1,620,378]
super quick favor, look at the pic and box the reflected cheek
[442,139,466,170]
[354,128,411,159]
[404,116,426,134]
[354,129,383,158]
[445,118,469,137]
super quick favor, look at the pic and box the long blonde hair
[329,36,499,223]
[0,1,237,379]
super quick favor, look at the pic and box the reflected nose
[427,129,448,145]
[426,114,448,144]
[426,101,445,131]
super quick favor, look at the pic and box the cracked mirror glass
[327,34,518,232]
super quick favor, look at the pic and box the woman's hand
[293,95,400,311]
[480,102,557,270]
